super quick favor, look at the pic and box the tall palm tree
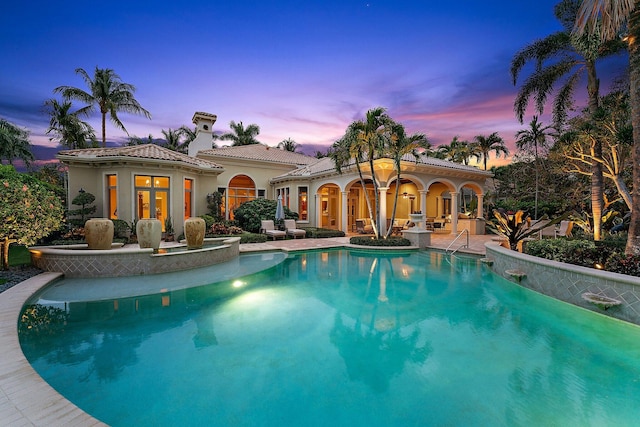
[473,132,509,170]
[0,119,34,167]
[219,121,260,146]
[44,98,97,149]
[351,107,394,237]
[575,0,640,253]
[515,116,553,219]
[54,67,151,147]
[385,122,430,238]
[278,138,299,152]
[331,123,377,237]
[512,0,624,240]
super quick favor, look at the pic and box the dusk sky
[0,1,629,167]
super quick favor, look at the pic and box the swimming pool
[19,249,640,426]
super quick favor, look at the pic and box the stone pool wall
[30,237,240,278]
[485,242,640,325]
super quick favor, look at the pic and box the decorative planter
[84,218,114,250]
[184,217,206,249]
[136,218,162,251]
[409,214,426,230]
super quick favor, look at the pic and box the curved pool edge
[0,272,107,426]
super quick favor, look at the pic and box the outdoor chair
[260,220,286,240]
[284,219,306,239]
[555,220,573,238]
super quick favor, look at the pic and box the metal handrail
[446,229,469,255]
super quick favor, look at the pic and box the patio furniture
[356,218,374,234]
[555,220,573,238]
[260,220,286,240]
[284,219,306,239]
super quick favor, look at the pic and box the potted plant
[164,215,175,241]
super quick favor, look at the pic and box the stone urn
[184,217,206,249]
[84,218,114,250]
[409,213,426,230]
[136,218,162,251]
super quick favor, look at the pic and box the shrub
[112,219,130,239]
[238,232,268,244]
[209,223,243,235]
[350,236,411,246]
[525,239,596,262]
[199,214,216,230]
[233,199,298,233]
[301,227,345,238]
[605,253,640,277]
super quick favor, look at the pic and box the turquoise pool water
[19,249,640,426]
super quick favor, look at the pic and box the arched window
[228,174,256,219]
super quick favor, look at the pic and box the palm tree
[512,0,624,240]
[515,116,553,219]
[574,0,640,253]
[473,132,509,170]
[278,138,299,152]
[219,121,260,146]
[385,122,430,238]
[54,67,151,147]
[44,98,97,149]
[126,134,156,146]
[161,128,185,153]
[179,125,218,150]
[438,136,480,165]
[0,119,34,167]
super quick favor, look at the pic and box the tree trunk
[586,60,603,241]
[627,7,640,255]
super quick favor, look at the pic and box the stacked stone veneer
[30,237,240,278]
[485,242,640,325]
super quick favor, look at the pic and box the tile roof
[199,144,318,166]
[272,154,492,180]
[56,144,224,170]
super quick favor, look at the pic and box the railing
[446,229,469,255]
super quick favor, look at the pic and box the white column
[341,191,348,232]
[315,193,321,228]
[419,190,427,215]
[379,187,389,235]
[451,191,459,233]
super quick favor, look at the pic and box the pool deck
[0,233,492,426]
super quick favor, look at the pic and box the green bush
[606,253,640,277]
[525,239,596,262]
[350,236,411,246]
[301,227,345,238]
[199,214,216,230]
[233,199,298,233]
[111,219,130,238]
[238,232,268,244]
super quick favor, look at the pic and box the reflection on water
[18,249,640,426]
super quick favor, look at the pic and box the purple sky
[0,1,628,167]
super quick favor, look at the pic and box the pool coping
[0,272,107,426]
[0,237,488,425]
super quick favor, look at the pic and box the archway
[227,174,256,220]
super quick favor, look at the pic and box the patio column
[450,191,459,233]
[378,187,389,235]
[315,193,321,228]
[477,194,484,218]
[419,190,427,215]
[341,191,348,232]
[436,196,443,218]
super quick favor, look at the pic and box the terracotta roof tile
[200,144,317,166]
[57,144,224,170]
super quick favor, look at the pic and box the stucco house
[57,111,492,237]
